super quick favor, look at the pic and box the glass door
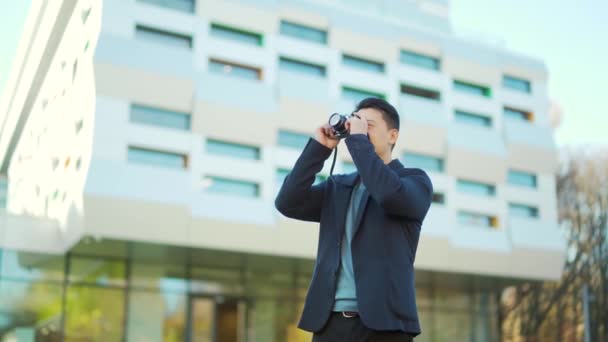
[189,296,247,342]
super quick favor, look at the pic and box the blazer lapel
[332,172,358,236]
[352,189,370,238]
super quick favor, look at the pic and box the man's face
[353,108,399,157]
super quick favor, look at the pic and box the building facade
[0,0,564,341]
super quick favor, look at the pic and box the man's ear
[389,129,399,146]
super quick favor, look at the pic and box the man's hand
[346,112,368,135]
[314,124,339,149]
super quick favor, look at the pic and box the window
[401,84,441,101]
[432,192,445,204]
[206,139,260,160]
[279,57,326,77]
[1,250,65,281]
[137,0,195,13]
[279,20,327,44]
[135,25,192,49]
[210,23,263,46]
[400,50,440,70]
[342,54,384,73]
[65,286,125,340]
[276,168,325,185]
[128,146,188,169]
[503,75,531,93]
[454,110,492,127]
[208,59,261,80]
[68,256,127,286]
[453,80,491,98]
[403,153,444,172]
[458,211,498,228]
[509,203,539,218]
[457,179,495,196]
[504,107,534,123]
[341,86,385,103]
[0,177,6,208]
[130,104,191,130]
[203,176,259,197]
[507,170,537,188]
[277,130,309,149]
[276,168,290,184]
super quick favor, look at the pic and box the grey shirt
[333,180,367,312]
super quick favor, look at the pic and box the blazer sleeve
[345,134,433,221]
[274,138,333,222]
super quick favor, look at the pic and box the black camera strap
[330,145,338,177]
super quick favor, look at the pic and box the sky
[450,0,608,147]
[0,0,606,147]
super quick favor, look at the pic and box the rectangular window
[279,20,327,44]
[341,86,385,103]
[277,130,309,149]
[0,177,7,208]
[453,80,491,98]
[69,256,126,286]
[279,57,326,77]
[208,59,261,80]
[342,54,385,73]
[137,0,194,13]
[135,25,192,49]
[457,179,495,196]
[400,50,440,70]
[403,152,444,172]
[454,110,492,127]
[507,170,537,188]
[432,192,445,204]
[206,139,260,160]
[210,23,263,46]
[130,104,191,130]
[128,146,188,169]
[504,107,534,123]
[503,75,531,93]
[204,176,259,197]
[509,203,539,218]
[401,84,441,101]
[276,168,324,185]
[458,211,498,228]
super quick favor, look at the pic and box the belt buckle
[342,311,358,318]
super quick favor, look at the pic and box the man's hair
[354,97,400,151]
[354,97,400,131]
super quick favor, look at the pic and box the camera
[328,113,352,139]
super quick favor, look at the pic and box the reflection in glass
[0,279,63,341]
[68,256,126,286]
[64,286,125,341]
[130,262,187,292]
[127,290,186,342]
[1,250,64,282]
[190,297,214,342]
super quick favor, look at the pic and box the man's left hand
[347,112,368,135]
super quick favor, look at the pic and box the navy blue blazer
[275,135,433,335]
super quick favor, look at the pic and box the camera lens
[328,113,349,138]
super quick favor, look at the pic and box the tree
[500,148,608,342]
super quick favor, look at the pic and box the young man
[275,98,433,341]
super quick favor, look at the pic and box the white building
[0,0,564,341]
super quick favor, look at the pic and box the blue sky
[0,0,605,147]
[451,0,608,146]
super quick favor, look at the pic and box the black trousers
[312,312,414,342]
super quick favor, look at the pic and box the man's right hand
[314,124,339,150]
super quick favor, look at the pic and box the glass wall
[0,241,502,341]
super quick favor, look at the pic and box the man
[275,98,433,341]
